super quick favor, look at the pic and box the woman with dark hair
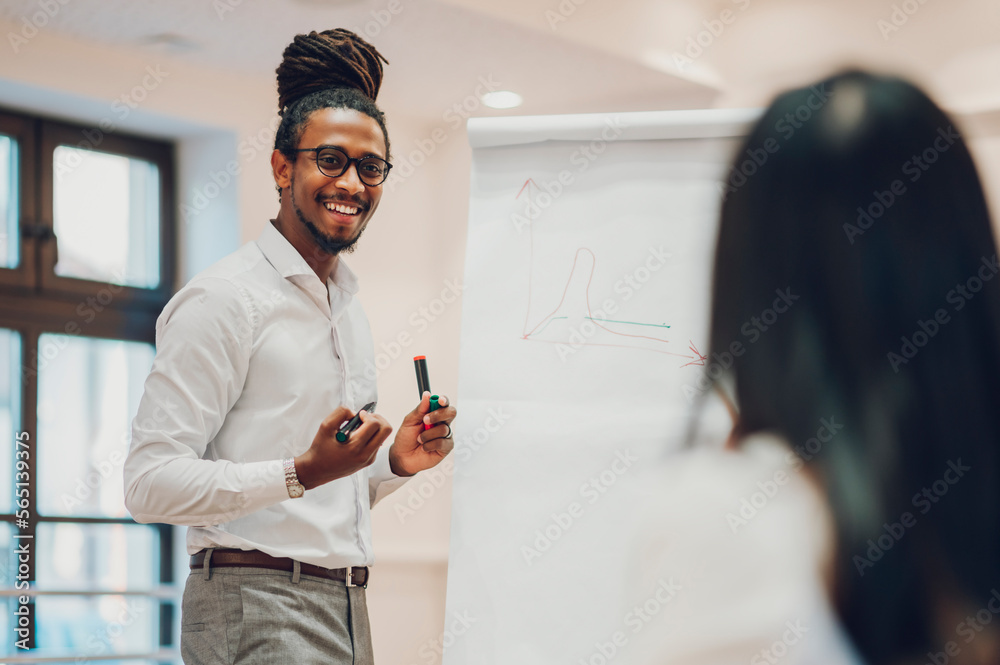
[628,70,1000,665]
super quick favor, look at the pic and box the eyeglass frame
[290,146,393,186]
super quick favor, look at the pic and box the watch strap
[283,458,304,497]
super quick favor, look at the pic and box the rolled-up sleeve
[124,277,288,526]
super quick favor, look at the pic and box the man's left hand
[389,392,457,477]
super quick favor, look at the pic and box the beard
[290,176,368,256]
[299,210,366,255]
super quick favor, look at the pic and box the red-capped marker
[413,356,440,430]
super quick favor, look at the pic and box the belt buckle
[345,567,356,588]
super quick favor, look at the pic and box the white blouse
[622,434,864,665]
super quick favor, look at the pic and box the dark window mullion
[158,523,173,647]
[18,328,38,649]
[30,516,142,525]
[0,105,177,659]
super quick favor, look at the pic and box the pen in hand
[414,356,440,430]
[335,401,376,443]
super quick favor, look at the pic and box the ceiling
[0,0,997,121]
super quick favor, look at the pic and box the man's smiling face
[285,107,387,255]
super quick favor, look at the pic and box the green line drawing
[585,317,670,329]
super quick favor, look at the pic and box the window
[0,107,176,662]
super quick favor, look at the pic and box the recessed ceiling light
[138,33,200,52]
[481,91,523,110]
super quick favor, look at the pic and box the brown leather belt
[189,548,369,587]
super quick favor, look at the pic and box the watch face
[288,483,305,498]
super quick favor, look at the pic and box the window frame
[0,106,178,660]
[0,107,176,304]
[37,118,176,305]
[0,112,37,290]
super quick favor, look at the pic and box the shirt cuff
[253,458,292,503]
[209,458,289,525]
[368,446,410,507]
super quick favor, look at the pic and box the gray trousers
[180,563,375,664]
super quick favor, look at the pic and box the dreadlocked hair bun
[276,28,388,115]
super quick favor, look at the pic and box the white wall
[963,114,1000,227]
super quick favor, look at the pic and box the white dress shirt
[124,220,407,568]
[624,434,863,665]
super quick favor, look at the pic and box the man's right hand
[294,406,393,490]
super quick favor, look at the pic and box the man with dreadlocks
[124,29,456,664]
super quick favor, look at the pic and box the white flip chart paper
[444,109,757,664]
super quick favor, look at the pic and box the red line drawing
[682,341,708,367]
[517,178,539,339]
[516,178,705,366]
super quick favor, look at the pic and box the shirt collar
[257,220,360,296]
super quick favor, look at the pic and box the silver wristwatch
[283,458,305,498]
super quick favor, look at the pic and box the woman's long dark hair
[709,70,1000,663]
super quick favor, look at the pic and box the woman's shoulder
[621,434,859,665]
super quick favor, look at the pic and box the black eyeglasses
[292,146,392,186]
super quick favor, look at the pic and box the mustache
[317,196,368,211]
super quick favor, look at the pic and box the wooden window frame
[0,106,178,659]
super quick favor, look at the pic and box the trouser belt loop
[202,548,215,581]
[291,559,301,585]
